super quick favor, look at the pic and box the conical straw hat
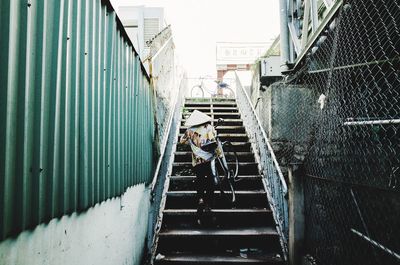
[184,110,212,127]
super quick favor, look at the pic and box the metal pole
[301,0,311,49]
[279,0,290,71]
[310,0,319,33]
[288,162,305,265]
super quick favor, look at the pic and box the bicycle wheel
[218,141,239,203]
[223,87,235,98]
[222,141,239,180]
[191,85,204,98]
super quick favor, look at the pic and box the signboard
[216,42,271,65]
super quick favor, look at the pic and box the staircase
[154,98,284,265]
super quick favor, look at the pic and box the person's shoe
[196,198,205,225]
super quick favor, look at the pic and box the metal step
[165,190,268,209]
[181,119,243,126]
[176,142,251,152]
[182,112,240,118]
[185,97,236,102]
[174,152,255,163]
[180,126,246,134]
[178,134,248,143]
[161,208,274,230]
[184,106,239,113]
[155,253,284,265]
[172,162,259,176]
[157,227,280,252]
[184,102,238,108]
[168,175,262,191]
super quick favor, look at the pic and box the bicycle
[190,77,235,98]
[201,118,240,203]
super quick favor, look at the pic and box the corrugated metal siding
[0,0,155,240]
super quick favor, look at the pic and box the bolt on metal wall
[0,0,156,240]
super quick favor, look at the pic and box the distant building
[216,42,272,79]
[118,6,165,60]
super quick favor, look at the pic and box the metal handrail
[235,72,289,259]
[235,76,287,194]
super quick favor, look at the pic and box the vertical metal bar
[79,0,89,209]
[52,0,66,218]
[0,0,10,239]
[38,0,54,222]
[73,0,82,212]
[87,0,94,207]
[279,0,290,70]
[91,0,98,205]
[96,1,103,203]
[117,34,122,194]
[109,32,114,198]
[105,9,113,199]
[64,0,73,214]
[301,0,311,49]
[133,55,139,185]
[4,0,21,237]
[22,0,37,230]
[310,0,319,33]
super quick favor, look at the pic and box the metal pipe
[301,0,311,49]
[279,0,290,71]
[351,229,400,260]
[344,119,400,126]
[310,0,319,32]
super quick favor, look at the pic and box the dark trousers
[193,161,215,207]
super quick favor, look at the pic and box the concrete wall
[0,184,150,265]
[149,29,185,148]
[249,77,317,177]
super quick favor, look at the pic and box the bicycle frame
[208,138,239,203]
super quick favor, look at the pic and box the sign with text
[216,42,271,65]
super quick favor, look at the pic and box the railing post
[288,162,305,265]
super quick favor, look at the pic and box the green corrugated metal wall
[0,0,156,240]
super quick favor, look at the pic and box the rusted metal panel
[0,0,154,240]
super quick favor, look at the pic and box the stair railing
[146,77,186,263]
[234,72,289,259]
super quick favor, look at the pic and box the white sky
[111,0,280,77]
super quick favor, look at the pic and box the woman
[180,110,220,222]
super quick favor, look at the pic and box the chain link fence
[268,0,400,264]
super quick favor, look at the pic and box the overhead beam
[292,0,343,70]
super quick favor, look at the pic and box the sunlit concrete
[0,184,150,265]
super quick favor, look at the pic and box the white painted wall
[0,184,150,265]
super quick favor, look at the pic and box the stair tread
[173,162,257,165]
[167,190,265,195]
[185,106,238,110]
[182,119,242,122]
[169,175,261,179]
[185,97,236,100]
[183,112,240,114]
[178,133,247,137]
[160,226,278,237]
[185,100,236,103]
[163,209,271,215]
[156,253,283,263]
[174,151,253,155]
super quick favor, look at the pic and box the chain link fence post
[289,162,305,265]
